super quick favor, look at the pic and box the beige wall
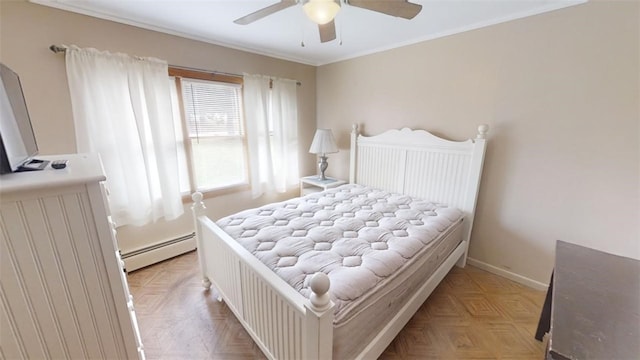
[318,1,639,284]
[2,1,638,285]
[0,0,317,253]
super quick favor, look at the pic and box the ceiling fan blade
[234,0,297,25]
[319,20,337,43]
[347,0,422,19]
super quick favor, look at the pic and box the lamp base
[318,155,328,180]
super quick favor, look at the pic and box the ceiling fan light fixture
[303,0,340,25]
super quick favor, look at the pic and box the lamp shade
[303,0,340,25]
[309,129,338,155]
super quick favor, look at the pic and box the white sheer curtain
[243,74,299,198]
[65,45,183,226]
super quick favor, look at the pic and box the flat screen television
[0,62,47,174]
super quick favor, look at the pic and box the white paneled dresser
[0,153,144,359]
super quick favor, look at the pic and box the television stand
[17,158,50,171]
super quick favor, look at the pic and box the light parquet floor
[127,251,547,359]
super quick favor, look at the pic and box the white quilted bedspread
[217,184,463,319]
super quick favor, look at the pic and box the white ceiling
[33,0,586,66]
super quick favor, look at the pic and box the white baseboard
[122,233,196,272]
[466,257,549,291]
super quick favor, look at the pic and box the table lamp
[309,129,338,180]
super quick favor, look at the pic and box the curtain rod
[49,44,301,86]
[50,45,68,53]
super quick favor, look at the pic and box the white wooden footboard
[191,193,334,360]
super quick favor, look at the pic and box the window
[169,68,248,194]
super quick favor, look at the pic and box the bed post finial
[192,192,205,212]
[309,272,331,311]
[191,192,212,289]
[305,272,334,359]
[477,124,490,139]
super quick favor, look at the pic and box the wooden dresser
[0,153,144,359]
[538,240,640,360]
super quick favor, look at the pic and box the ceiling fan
[234,0,422,43]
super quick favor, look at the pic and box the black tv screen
[0,62,39,174]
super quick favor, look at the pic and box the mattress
[332,218,462,358]
[217,184,463,357]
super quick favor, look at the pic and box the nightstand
[300,176,347,196]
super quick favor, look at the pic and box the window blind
[181,79,243,138]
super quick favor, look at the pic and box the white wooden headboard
[349,124,489,250]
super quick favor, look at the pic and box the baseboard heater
[121,232,196,272]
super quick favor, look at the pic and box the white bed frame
[191,124,489,360]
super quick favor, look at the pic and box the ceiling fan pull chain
[300,12,305,47]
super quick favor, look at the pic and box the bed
[191,124,489,359]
